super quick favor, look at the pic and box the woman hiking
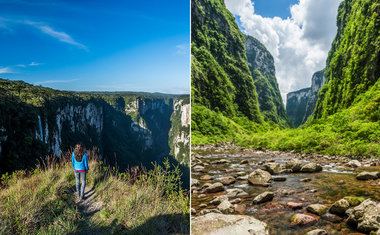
[71,143,89,200]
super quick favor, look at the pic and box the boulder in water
[248,169,271,186]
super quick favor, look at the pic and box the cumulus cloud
[224,0,342,103]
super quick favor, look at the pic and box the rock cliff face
[245,35,288,127]
[286,88,311,127]
[303,71,325,123]
[0,79,189,174]
[286,70,325,127]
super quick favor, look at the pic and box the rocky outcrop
[191,213,269,235]
[286,70,325,127]
[245,35,288,127]
[303,70,325,123]
[286,88,311,127]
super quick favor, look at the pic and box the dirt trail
[74,186,106,234]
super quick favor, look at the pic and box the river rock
[209,195,228,205]
[201,175,213,180]
[346,199,380,233]
[217,200,235,214]
[285,158,302,172]
[290,213,318,226]
[191,178,200,187]
[321,213,343,223]
[226,188,249,198]
[199,209,222,216]
[263,162,282,175]
[230,198,241,204]
[204,182,225,193]
[253,191,274,204]
[213,159,231,164]
[300,163,322,173]
[329,199,350,215]
[240,159,248,164]
[306,229,328,235]
[191,213,269,235]
[234,204,246,214]
[248,169,271,186]
[193,165,205,172]
[307,204,327,216]
[344,196,365,206]
[347,160,361,168]
[220,176,236,185]
[191,208,196,215]
[356,171,380,180]
[287,202,303,209]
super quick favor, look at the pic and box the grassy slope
[0,150,189,234]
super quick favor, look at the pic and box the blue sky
[249,0,299,18]
[0,0,190,94]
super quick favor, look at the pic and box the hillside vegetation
[191,0,380,158]
[0,149,189,234]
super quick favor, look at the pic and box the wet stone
[306,229,329,235]
[321,213,344,223]
[307,204,328,216]
[200,175,213,180]
[220,176,236,185]
[330,199,350,215]
[287,202,303,210]
[290,213,319,226]
[253,191,274,204]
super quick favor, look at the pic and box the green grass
[192,80,380,158]
[0,150,189,234]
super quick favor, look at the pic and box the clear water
[191,150,380,235]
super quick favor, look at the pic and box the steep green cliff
[245,35,288,127]
[313,0,380,118]
[191,0,262,122]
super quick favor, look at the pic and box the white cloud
[176,44,188,55]
[0,17,87,50]
[29,62,42,66]
[35,79,79,84]
[24,21,87,50]
[0,67,14,74]
[224,0,342,103]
